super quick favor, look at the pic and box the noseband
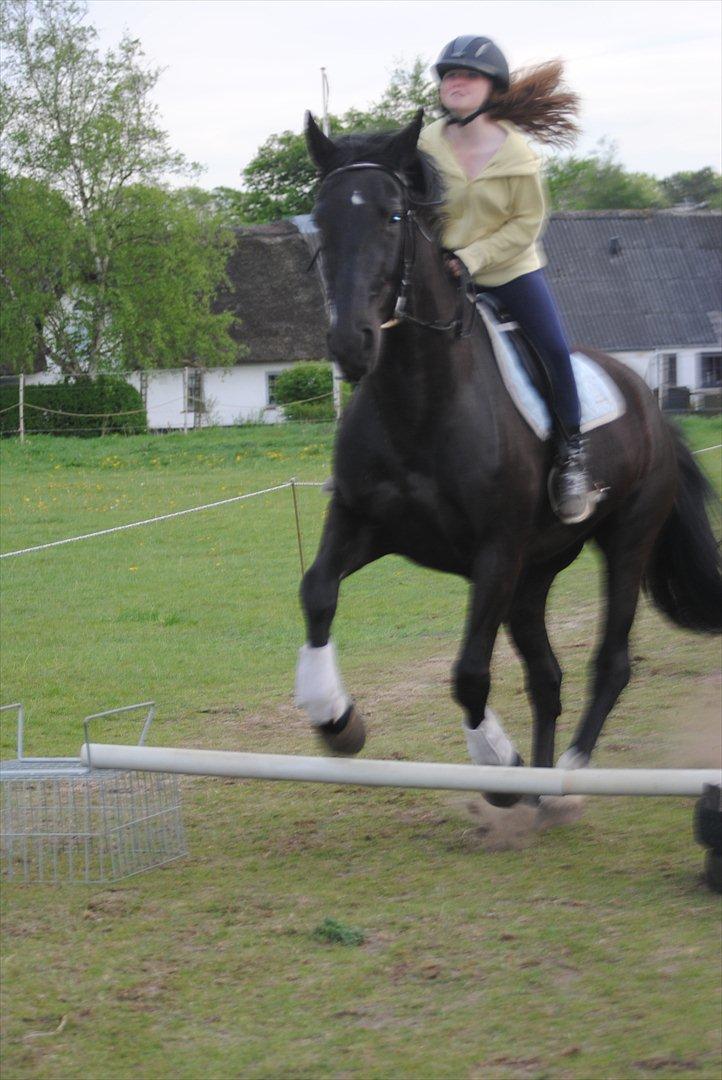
[316,162,475,339]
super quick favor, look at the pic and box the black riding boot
[549,432,596,525]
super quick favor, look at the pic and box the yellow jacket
[418,117,547,287]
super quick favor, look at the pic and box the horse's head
[305,109,438,381]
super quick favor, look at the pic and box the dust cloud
[459,794,586,851]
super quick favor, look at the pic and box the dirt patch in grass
[83,889,141,921]
[663,673,722,768]
[114,960,178,1009]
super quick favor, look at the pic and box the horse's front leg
[455,542,524,806]
[296,499,382,755]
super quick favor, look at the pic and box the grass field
[1,417,721,1079]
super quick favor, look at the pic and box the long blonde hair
[486,60,581,147]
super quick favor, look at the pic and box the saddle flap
[475,299,626,441]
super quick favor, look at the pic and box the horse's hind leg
[296,500,383,755]
[558,522,657,768]
[508,558,577,769]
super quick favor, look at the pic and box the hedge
[274,361,351,421]
[0,376,147,437]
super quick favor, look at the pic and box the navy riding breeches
[477,268,581,436]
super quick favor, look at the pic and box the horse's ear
[305,111,337,173]
[387,108,425,167]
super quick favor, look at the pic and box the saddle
[474,292,626,442]
[475,291,551,398]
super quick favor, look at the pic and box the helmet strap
[444,100,495,127]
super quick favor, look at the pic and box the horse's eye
[389,212,403,224]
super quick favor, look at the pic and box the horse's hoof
[705,851,722,893]
[317,704,366,756]
[484,791,521,808]
[484,752,524,808]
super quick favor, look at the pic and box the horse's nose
[328,322,372,352]
[327,324,375,374]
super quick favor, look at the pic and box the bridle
[313,161,476,340]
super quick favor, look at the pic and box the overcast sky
[85,0,722,190]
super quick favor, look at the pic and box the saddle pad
[477,303,626,441]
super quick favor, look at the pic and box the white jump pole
[80,744,721,798]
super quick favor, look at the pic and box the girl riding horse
[294,55,721,803]
[421,35,591,526]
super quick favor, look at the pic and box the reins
[313,161,476,340]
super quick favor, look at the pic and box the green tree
[1,0,238,373]
[659,167,722,209]
[101,185,239,372]
[241,129,321,222]
[0,173,78,372]
[238,57,440,223]
[544,139,668,210]
[345,57,440,128]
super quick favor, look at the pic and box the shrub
[0,376,147,437]
[274,361,333,421]
[274,361,352,421]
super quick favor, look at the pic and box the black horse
[294,111,722,801]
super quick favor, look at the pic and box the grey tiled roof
[542,211,722,351]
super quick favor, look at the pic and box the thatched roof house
[22,211,720,430]
[217,220,327,363]
[222,210,721,383]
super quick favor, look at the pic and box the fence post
[183,366,189,435]
[290,478,305,576]
[332,363,342,420]
[19,372,25,444]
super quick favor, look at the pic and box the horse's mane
[326,130,446,230]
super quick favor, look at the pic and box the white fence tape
[0,481,323,559]
[1,440,718,560]
[693,443,722,455]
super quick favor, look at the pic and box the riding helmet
[432,36,510,92]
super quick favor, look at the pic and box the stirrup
[548,436,606,525]
[548,468,595,527]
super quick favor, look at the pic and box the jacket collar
[419,117,540,179]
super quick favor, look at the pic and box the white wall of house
[201,364,294,427]
[23,348,719,428]
[25,362,298,428]
[610,348,720,391]
[24,371,59,385]
[126,369,183,429]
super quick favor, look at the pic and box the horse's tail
[645,426,722,633]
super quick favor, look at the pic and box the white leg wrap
[464,708,517,767]
[295,641,351,726]
[557,747,589,770]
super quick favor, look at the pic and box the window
[139,371,148,407]
[267,372,280,406]
[700,353,721,388]
[661,353,677,387]
[185,368,204,426]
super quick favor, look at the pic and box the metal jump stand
[0,702,187,884]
